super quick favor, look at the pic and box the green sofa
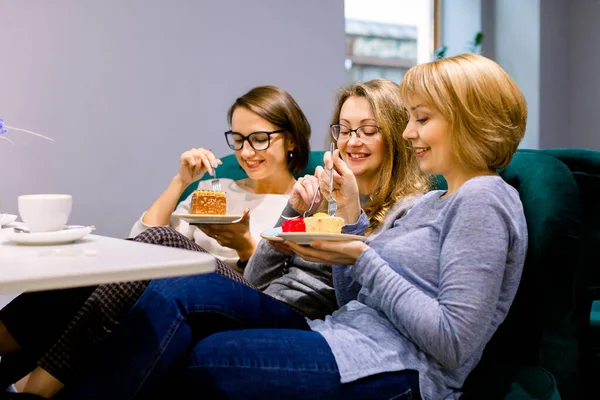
[179,148,600,399]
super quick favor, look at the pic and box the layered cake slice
[303,212,345,234]
[190,190,226,215]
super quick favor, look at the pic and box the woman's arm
[333,211,369,307]
[350,193,525,369]
[143,148,220,226]
[244,203,300,288]
[142,176,189,226]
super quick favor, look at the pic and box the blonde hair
[330,79,430,234]
[399,53,527,171]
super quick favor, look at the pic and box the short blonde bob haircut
[330,78,430,234]
[399,53,527,171]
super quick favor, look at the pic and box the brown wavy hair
[329,79,430,233]
[227,86,311,174]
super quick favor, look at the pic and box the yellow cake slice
[303,212,345,234]
[190,190,226,215]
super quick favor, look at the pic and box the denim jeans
[188,329,421,400]
[62,273,420,400]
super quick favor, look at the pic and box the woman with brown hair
[131,85,311,271]
[0,85,316,398]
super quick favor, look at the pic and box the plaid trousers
[38,227,255,383]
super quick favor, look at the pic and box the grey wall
[0,0,346,238]
[570,0,600,150]
[481,0,600,150]
[539,0,570,148]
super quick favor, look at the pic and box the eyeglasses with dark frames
[224,130,285,151]
[330,124,380,144]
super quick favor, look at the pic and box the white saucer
[5,225,95,245]
[277,231,366,246]
[173,214,243,225]
[260,227,284,243]
[0,214,18,227]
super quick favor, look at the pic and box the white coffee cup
[18,194,73,233]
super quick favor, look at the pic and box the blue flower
[0,117,53,141]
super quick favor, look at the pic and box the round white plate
[5,225,95,245]
[0,214,18,227]
[260,227,284,243]
[277,232,366,245]
[173,214,243,224]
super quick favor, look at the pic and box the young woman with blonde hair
[193,53,526,399]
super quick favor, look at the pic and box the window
[344,0,435,83]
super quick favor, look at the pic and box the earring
[288,150,294,159]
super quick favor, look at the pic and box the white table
[0,227,216,293]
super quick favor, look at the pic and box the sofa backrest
[462,151,582,398]
[521,148,600,393]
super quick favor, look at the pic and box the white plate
[0,214,18,227]
[173,214,243,224]
[5,225,95,245]
[277,232,367,245]
[260,227,284,243]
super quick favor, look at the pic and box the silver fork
[304,186,320,218]
[327,142,337,216]
[280,181,320,220]
[211,164,221,192]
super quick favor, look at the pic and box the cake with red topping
[282,217,306,232]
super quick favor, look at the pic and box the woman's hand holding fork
[272,149,368,264]
[316,149,361,225]
[289,174,322,215]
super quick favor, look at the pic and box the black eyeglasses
[330,124,380,144]
[224,130,284,151]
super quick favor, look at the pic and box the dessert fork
[280,183,320,220]
[327,143,337,217]
[211,164,221,192]
[304,186,320,218]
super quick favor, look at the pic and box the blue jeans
[188,329,421,400]
[62,273,420,400]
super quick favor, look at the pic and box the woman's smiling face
[402,96,455,177]
[230,107,291,180]
[335,96,384,184]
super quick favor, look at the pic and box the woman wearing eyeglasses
[130,85,310,272]
[0,86,316,399]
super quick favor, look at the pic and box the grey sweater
[244,196,419,320]
[307,176,528,399]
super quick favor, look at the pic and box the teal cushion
[462,152,581,399]
[590,300,600,328]
[176,151,326,206]
[505,367,561,400]
[525,149,600,396]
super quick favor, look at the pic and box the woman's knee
[146,273,253,309]
[133,226,181,245]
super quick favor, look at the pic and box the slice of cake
[303,212,344,234]
[190,190,226,215]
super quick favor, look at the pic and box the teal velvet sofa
[179,148,600,399]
